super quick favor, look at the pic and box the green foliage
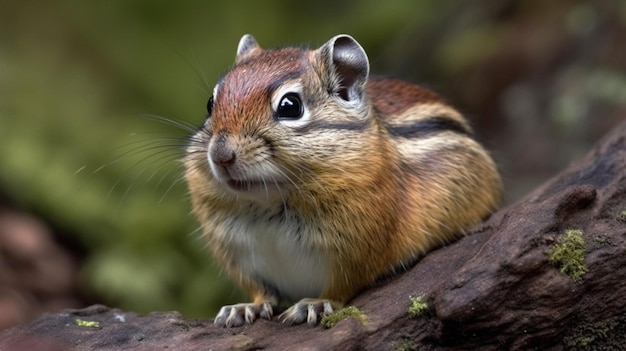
[563,319,618,349]
[408,295,429,317]
[320,306,366,328]
[549,229,588,282]
[75,318,100,329]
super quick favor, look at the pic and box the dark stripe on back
[386,116,471,138]
[293,120,370,133]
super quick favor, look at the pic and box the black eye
[206,95,214,116]
[276,93,303,119]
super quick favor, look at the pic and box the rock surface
[1,122,625,350]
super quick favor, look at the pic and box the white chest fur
[218,209,329,302]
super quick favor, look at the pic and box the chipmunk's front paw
[278,298,335,325]
[214,301,273,327]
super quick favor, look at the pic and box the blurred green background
[0,0,624,323]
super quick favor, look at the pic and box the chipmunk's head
[186,34,384,203]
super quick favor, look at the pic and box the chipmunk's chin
[213,176,285,203]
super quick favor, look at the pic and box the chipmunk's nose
[209,133,236,167]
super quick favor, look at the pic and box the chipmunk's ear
[236,34,260,62]
[317,35,370,103]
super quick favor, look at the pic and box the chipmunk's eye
[276,93,303,119]
[206,95,214,116]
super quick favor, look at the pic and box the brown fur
[368,78,441,116]
[184,35,502,326]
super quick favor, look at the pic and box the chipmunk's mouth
[210,163,285,195]
[226,178,275,192]
[226,179,281,192]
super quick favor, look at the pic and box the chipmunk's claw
[278,298,334,326]
[214,301,273,327]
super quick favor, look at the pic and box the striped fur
[184,34,502,326]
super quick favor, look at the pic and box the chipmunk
[184,34,502,327]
